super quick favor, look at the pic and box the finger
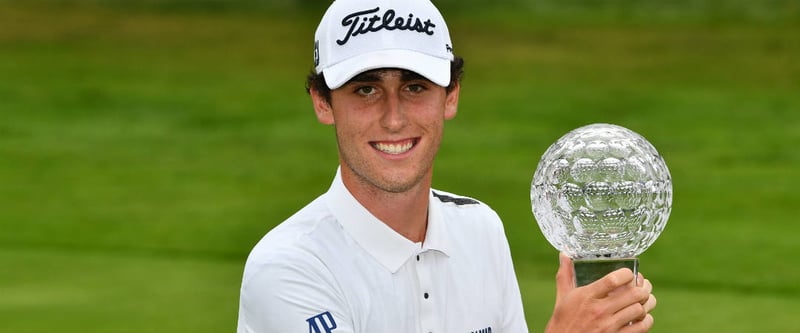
[643,293,657,313]
[611,277,652,304]
[605,281,650,315]
[587,268,636,298]
[613,302,647,328]
[554,253,575,302]
[640,276,652,292]
[639,278,653,304]
[618,314,654,333]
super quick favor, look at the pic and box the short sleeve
[490,211,529,333]
[237,260,354,333]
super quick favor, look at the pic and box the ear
[310,86,335,125]
[444,82,460,120]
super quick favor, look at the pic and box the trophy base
[573,257,639,287]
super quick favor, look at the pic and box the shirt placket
[416,249,437,333]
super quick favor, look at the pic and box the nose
[379,93,407,131]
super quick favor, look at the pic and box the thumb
[555,252,575,302]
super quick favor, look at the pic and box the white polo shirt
[237,169,528,333]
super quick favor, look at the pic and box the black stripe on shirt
[432,191,479,206]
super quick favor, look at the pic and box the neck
[341,173,431,243]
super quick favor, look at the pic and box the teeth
[374,141,413,154]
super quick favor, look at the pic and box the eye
[406,83,427,93]
[355,86,376,96]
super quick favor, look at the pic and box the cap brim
[322,49,451,90]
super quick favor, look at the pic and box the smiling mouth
[371,138,417,155]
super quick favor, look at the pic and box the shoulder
[430,188,506,234]
[238,200,353,332]
[431,189,499,219]
[241,195,345,285]
[429,189,515,275]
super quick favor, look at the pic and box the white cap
[314,0,454,89]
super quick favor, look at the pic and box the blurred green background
[1,0,798,332]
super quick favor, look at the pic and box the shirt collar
[325,168,451,273]
[423,190,451,257]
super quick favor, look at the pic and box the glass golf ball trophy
[531,124,672,286]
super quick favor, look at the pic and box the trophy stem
[573,257,639,287]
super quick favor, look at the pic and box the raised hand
[545,253,657,333]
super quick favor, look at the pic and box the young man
[237,1,656,332]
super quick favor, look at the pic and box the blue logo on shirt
[307,311,337,333]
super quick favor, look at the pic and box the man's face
[311,68,459,195]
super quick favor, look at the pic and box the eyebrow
[347,69,430,84]
[401,70,427,82]
[349,71,381,83]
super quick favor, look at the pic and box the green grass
[1,1,799,332]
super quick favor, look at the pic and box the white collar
[325,168,451,273]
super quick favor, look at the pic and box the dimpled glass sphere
[531,124,672,260]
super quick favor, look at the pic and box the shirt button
[423,292,429,299]
[416,255,420,261]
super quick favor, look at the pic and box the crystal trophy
[531,124,672,286]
